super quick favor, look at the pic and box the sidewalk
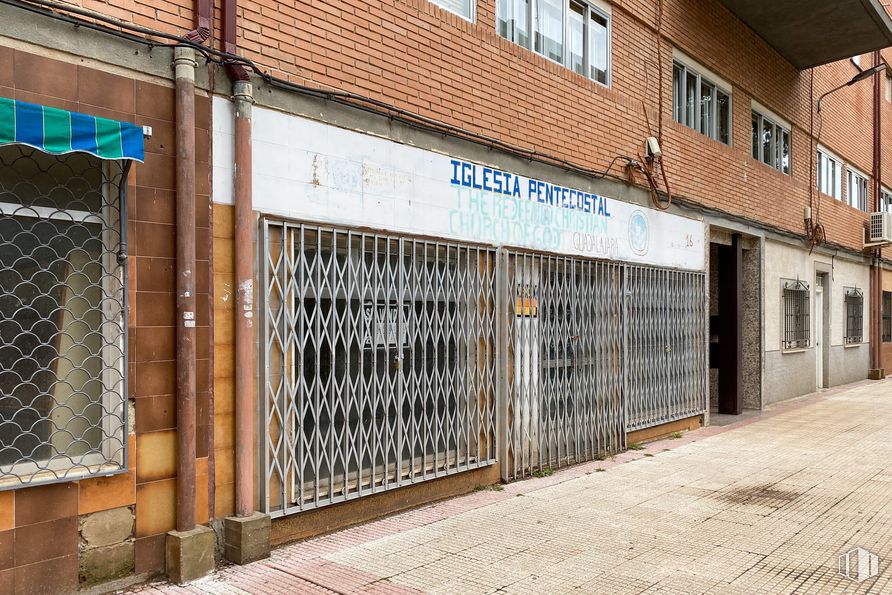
[131,380,892,594]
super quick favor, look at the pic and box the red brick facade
[72,0,892,253]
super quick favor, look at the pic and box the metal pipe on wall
[174,46,198,533]
[233,80,255,516]
[871,50,883,376]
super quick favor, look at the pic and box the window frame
[843,287,864,345]
[431,0,476,22]
[751,106,791,175]
[672,58,732,145]
[881,187,892,213]
[816,147,843,200]
[846,167,869,212]
[497,0,612,87]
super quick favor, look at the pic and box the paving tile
[130,384,892,594]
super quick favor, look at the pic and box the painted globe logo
[629,210,649,256]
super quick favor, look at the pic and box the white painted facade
[213,97,705,271]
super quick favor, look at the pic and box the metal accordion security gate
[502,252,707,480]
[261,219,707,512]
[261,220,498,516]
[502,252,626,479]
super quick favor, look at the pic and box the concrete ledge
[165,525,215,585]
[224,512,271,565]
[627,415,703,444]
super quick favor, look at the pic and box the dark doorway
[711,234,743,415]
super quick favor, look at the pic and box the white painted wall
[212,97,706,271]
[763,240,869,351]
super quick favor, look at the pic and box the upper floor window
[751,108,790,174]
[886,72,891,103]
[497,0,611,85]
[882,187,892,212]
[433,0,474,21]
[816,148,842,200]
[672,59,731,145]
[847,168,869,212]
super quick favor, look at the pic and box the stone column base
[223,512,271,565]
[869,368,886,380]
[166,525,215,584]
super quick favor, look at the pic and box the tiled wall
[0,47,213,586]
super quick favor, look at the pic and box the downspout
[232,80,255,517]
[174,46,198,533]
[221,0,269,566]
[224,0,253,517]
[871,50,884,378]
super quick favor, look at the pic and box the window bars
[0,146,128,489]
[844,287,864,344]
[883,291,891,343]
[261,221,498,516]
[782,280,810,350]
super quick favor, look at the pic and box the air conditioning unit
[869,212,892,243]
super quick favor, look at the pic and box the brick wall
[0,48,212,585]
[65,0,892,254]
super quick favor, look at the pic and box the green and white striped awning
[0,96,144,162]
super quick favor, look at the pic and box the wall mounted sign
[213,99,705,271]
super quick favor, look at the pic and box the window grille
[0,145,128,489]
[883,291,891,343]
[261,221,497,516]
[844,287,864,344]
[782,280,810,350]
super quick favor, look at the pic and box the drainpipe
[870,50,884,379]
[166,46,215,585]
[221,0,271,566]
[174,46,198,533]
[233,80,255,517]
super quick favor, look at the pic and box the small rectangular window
[499,0,610,85]
[497,0,530,46]
[568,1,585,75]
[432,0,474,20]
[882,188,892,213]
[751,109,791,174]
[883,291,891,342]
[589,10,609,84]
[782,280,809,350]
[672,60,731,145]
[846,169,869,212]
[844,287,864,344]
[817,149,842,199]
[535,0,564,63]
[886,73,892,103]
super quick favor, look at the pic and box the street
[134,381,892,594]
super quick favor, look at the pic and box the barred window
[782,280,809,350]
[883,291,891,342]
[0,146,127,488]
[844,287,864,344]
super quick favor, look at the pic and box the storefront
[213,98,710,524]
